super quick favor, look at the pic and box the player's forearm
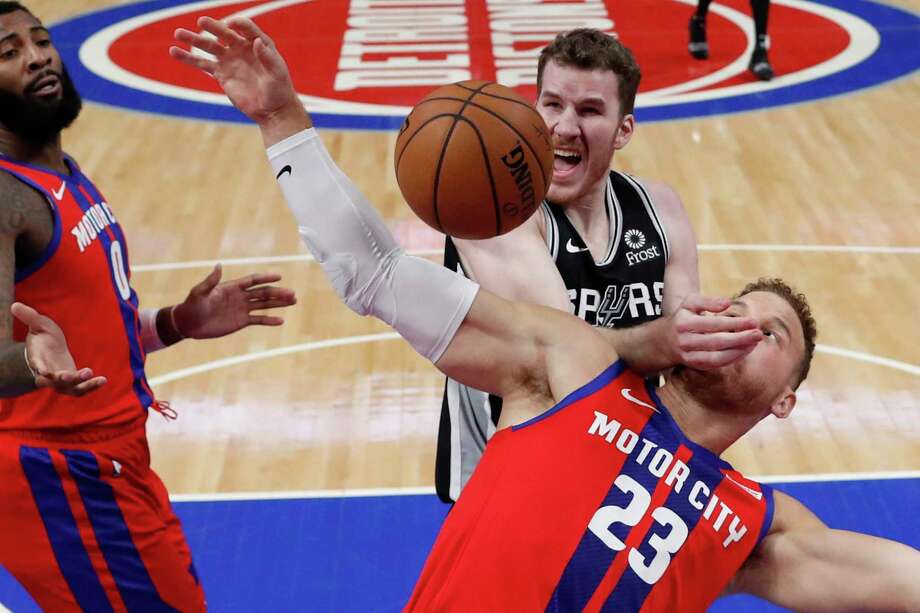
[266,128,478,363]
[0,341,36,396]
[596,318,676,375]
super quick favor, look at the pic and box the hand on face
[665,294,764,370]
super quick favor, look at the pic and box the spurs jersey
[410,363,774,612]
[436,171,670,502]
[0,155,157,430]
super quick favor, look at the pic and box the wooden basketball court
[3,0,918,609]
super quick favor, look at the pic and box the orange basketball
[394,81,554,240]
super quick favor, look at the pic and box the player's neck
[0,130,67,173]
[564,178,609,252]
[657,379,758,457]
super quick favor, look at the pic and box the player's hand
[169,16,299,123]
[11,302,107,397]
[665,294,763,369]
[171,264,297,340]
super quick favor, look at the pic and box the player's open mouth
[554,149,582,175]
[28,75,60,97]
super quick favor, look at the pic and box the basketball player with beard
[173,17,920,611]
[0,3,296,610]
[435,30,762,504]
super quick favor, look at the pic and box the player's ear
[770,387,796,419]
[613,114,635,150]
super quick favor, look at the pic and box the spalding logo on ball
[395,81,554,240]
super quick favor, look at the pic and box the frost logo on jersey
[50,0,920,129]
[624,228,661,267]
[588,411,751,556]
[573,281,664,326]
[624,229,645,249]
[71,201,117,253]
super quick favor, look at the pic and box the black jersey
[436,171,670,503]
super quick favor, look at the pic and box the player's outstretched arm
[139,264,296,352]
[727,491,920,612]
[170,17,602,401]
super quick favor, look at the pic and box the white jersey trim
[542,201,560,261]
[599,173,623,267]
[621,172,670,262]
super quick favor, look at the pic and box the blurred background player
[689,0,774,81]
[170,17,920,610]
[436,29,760,504]
[0,2,296,610]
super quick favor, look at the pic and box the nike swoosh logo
[723,474,763,500]
[52,181,66,201]
[565,238,589,254]
[621,388,658,412]
[276,165,292,180]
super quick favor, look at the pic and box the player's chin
[546,177,583,205]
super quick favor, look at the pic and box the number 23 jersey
[408,363,774,612]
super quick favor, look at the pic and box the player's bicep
[434,289,550,397]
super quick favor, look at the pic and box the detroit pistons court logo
[53,0,919,130]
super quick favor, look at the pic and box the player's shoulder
[624,175,684,211]
[768,489,826,536]
[0,162,47,208]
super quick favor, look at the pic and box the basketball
[394,81,554,240]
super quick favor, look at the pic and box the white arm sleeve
[266,128,479,363]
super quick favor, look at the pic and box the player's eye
[0,49,17,60]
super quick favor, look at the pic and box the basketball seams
[454,82,537,112]
[396,112,458,173]
[431,83,491,234]
[454,116,502,236]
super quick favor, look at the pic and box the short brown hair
[0,2,33,17]
[536,29,642,116]
[735,278,817,389]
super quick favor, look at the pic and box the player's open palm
[171,264,296,340]
[11,303,107,397]
[170,16,297,122]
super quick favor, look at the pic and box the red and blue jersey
[407,362,774,612]
[0,155,157,431]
